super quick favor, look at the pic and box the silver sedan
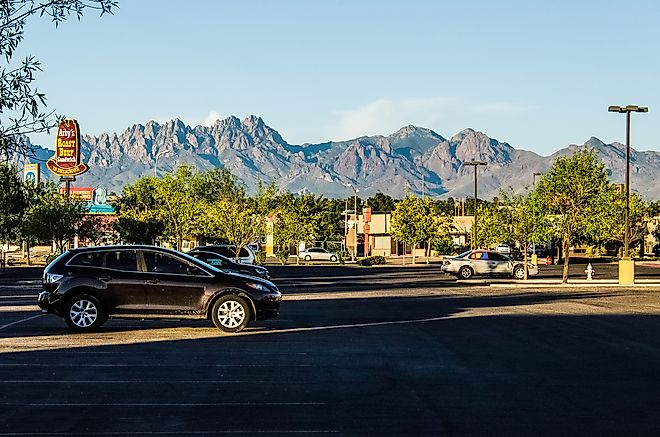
[441,250,539,280]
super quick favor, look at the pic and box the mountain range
[18,115,660,200]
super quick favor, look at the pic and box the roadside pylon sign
[46,119,89,177]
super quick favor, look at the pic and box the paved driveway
[1,266,660,435]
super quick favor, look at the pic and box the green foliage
[431,236,455,255]
[599,190,649,251]
[391,194,451,263]
[23,183,89,253]
[0,0,117,158]
[112,177,164,244]
[356,255,386,266]
[0,163,27,242]
[535,148,613,283]
[203,197,264,261]
[255,249,266,266]
[275,248,290,265]
[367,192,397,212]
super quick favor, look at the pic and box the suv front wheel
[212,295,251,333]
[64,294,106,331]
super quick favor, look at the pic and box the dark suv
[38,245,281,333]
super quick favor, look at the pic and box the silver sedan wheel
[69,299,98,328]
[217,300,246,329]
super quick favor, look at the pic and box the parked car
[190,250,270,280]
[191,245,255,265]
[496,244,511,255]
[38,245,281,333]
[441,250,538,280]
[298,247,338,262]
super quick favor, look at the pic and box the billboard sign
[58,187,115,214]
[46,119,89,177]
[23,163,40,185]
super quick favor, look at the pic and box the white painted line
[0,380,310,384]
[0,364,314,368]
[0,314,43,330]
[0,431,339,435]
[0,305,40,312]
[0,402,325,407]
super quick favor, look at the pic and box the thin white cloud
[151,110,222,127]
[330,97,535,140]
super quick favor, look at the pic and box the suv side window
[143,251,189,275]
[105,250,139,272]
[68,251,105,268]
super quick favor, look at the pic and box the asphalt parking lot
[1,264,660,435]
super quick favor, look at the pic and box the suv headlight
[246,282,268,292]
[45,273,63,284]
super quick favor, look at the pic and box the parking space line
[0,431,340,435]
[0,380,310,384]
[0,364,314,367]
[0,402,325,406]
[0,314,43,330]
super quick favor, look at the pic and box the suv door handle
[146,278,160,285]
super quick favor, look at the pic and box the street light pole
[608,105,648,259]
[346,183,359,261]
[463,161,487,250]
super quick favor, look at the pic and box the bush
[45,253,59,266]
[356,255,386,266]
[432,237,456,255]
[255,250,266,266]
[275,249,289,266]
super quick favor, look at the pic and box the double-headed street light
[608,105,648,259]
[463,161,487,250]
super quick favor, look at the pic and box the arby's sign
[46,119,89,177]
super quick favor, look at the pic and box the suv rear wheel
[64,294,106,331]
[212,295,251,333]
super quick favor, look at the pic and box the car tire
[458,266,473,280]
[304,255,312,261]
[211,295,251,333]
[330,255,337,262]
[513,265,525,280]
[64,294,106,331]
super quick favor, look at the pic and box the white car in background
[299,247,338,262]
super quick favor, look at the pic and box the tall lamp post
[463,161,487,250]
[346,183,359,261]
[608,105,648,284]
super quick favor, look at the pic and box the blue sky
[21,0,659,155]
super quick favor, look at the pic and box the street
[1,264,660,435]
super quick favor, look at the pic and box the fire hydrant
[585,263,594,280]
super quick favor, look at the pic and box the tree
[112,177,164,244]
[0,163,27,244]
[202,198,265,261]
[1,0,117,158]
[367,192,397,212]
[535,148,612,283]
[23,184,88,254]
[153,165,203,250]
[391,194,449,264]
[600,191,649,256]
